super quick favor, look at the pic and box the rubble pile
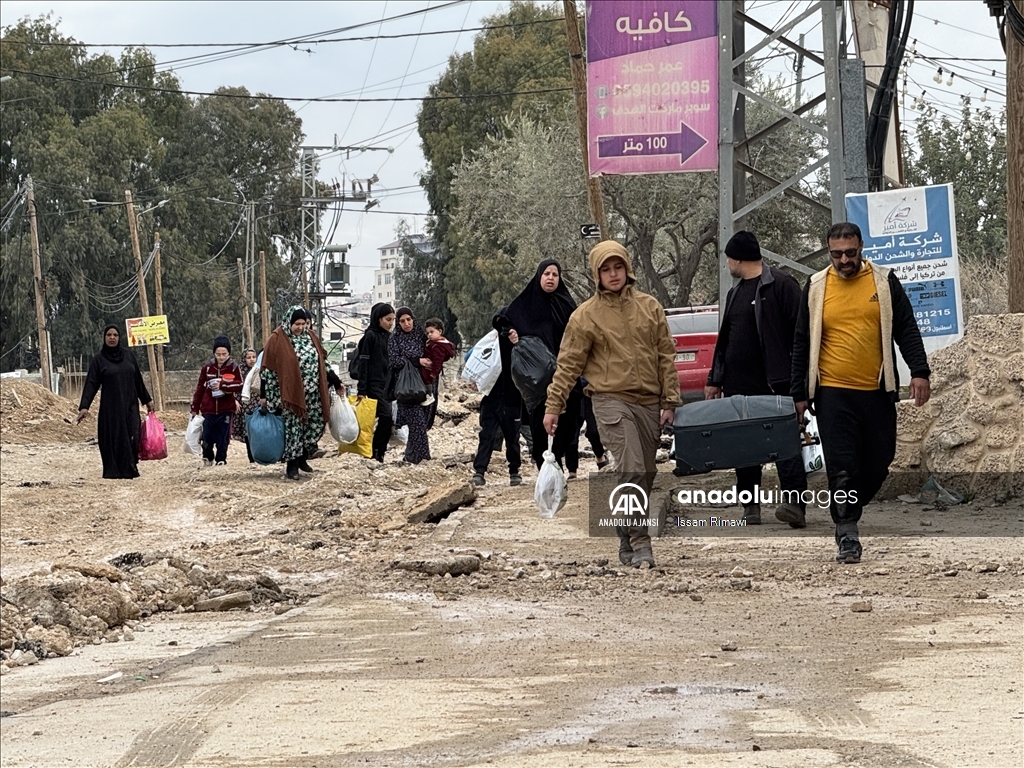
[893,313,1024,497]
[0,380,82,444]
[0,554,297,673]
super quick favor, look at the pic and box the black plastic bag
[394,360,429,405]
[511,335,557,413]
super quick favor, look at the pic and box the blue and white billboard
[846,184,964,371]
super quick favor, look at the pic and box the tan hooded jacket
[545,241,681,414]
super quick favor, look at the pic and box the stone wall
[891,313,1024,498]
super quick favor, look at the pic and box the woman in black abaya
[77,325,155,479]
[494,259,582,471]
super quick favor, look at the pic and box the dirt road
[1,415,1022,767]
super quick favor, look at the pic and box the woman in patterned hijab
[260,305,341,479]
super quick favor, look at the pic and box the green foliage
[904,104,1007,262]
[1,17,305,371]
[444,70,829,331]
[413,1,572,341]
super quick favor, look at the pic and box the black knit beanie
[212,335,231,353]
[725,231,762,261]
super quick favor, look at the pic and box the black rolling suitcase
[673,395,802,476]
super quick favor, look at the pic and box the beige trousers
[591,395,661,550]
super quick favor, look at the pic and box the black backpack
[348,337,367,381]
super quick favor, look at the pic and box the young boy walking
[543,241,680,568]
[421,317,456,428]
[191,335,243,466]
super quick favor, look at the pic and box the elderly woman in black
[76,325,155,479]
[494,259,581,471]
[388,307,432,464]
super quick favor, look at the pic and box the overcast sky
[1,1,1006,294]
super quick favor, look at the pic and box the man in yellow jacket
[544,241,680,568]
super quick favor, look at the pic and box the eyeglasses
[828,247,860,260]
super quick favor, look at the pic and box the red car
[665,306,719,402]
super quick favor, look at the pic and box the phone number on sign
[613,80,711,97]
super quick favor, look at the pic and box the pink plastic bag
[138,412,168,461]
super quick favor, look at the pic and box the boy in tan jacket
[544,241,680,567]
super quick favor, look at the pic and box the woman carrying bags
[389,307,432,464]
[354,302,395,462]
[76,324,155,480]
[260,306,343,480]
[494,259,581,471]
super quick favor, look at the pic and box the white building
[373,234,434,306]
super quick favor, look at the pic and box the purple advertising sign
[586,2,718,176]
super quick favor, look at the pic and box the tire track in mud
[114,684,249,767]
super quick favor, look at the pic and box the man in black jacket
[705,231,808,526]
[791,222,931,564]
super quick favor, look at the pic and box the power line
[0,15,558,50]
[0,67,572,103]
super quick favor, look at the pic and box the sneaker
[509,473,523,486]
[470,473,485,486]
[631,546,655,569]
[742,503,762,525]
[567,471,577,480]
[422,394,435,406]
[596,458,610,470]
[775,503,806,529]
[310,448,328,460]
[836,536,863,564]
[215,461,226,466]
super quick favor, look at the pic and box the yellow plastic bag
[337,395,376,458]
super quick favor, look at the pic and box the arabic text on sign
[615,11,693,40]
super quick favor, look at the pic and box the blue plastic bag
[247,407,285,465]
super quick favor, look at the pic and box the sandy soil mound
[0,380,83,445]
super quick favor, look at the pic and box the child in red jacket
[190,335,243,465]
[422,318,455,427]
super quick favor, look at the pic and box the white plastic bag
[329,391,360,444]
[801,414,825,473]
[461,329,501,396]
[242,351,263,402]
[389,400,408,444]
[183,414,204,456]
[534,450,568,519]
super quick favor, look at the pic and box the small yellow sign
[125,315,170,347]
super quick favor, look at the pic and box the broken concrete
[405,482,476,525]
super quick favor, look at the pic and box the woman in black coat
[355,302,395,462]
[389,307,431,464]
[494,259,582,471]
[76,325,154,479]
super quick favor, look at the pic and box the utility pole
[152,231,166,410]
[1008,19,1023,313]
[259,250,271,345]
[301,259,310,312]
[795,33,805,106]
[25,177,52,392]
[125,190,162,409]
[237,258,253,349]
[562,0,609,240]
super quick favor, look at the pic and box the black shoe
[470,473,485,486]
[297,459,314,473]
[631,547,655,569]
[742,503,762,525]
[285,460,300,481]
[617,536,634,565]
[836,536,862,564]
[775,503,806,529]
[509,473,523,487]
